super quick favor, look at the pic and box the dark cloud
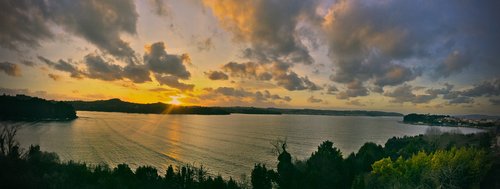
[448,96,474,104]
[47,73,61,81]
[155,74,194,91]
[205,71,228,80]
[203,87,292,105]
[274,71,321,91]
[390,80,500,105]
[0,61,21,76]
[326,85,338,95]
[433,51,471,79]
[222,61,321,91]
[202,0,319,65]
[144,42,191,79]
[0,0,139,61]
[324,0,500,91]
[426,83,454,96]
[37,41,193,85]
[260,90,291,102]
[213,87,253,97]
[384,84,437,104]
[123,64,151,83]
[20,60,35,67]
[336,80,369,99]
[222,61,263,79]
[83,54,124,81]
[0,0,53,50]
[202,0,324,93]
[49,0,138,61]
[307,96,323,103]
[460,79,500,97]
[37,56,83,79]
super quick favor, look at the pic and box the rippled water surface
[14,111,482,178]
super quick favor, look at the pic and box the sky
[0,0,499,115]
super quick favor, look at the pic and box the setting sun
[168,96,182,105]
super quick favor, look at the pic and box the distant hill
[66,98,403,117]
[67,99,230,115]
[269,108,403,117]
[0,94,77,121]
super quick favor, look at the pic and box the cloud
[426,83,454,96]
[122,64,151,83]
[212,87,253,97]
[40,53,151,83]
[20,60,35,67]
[393,80,500,105]
[307,96,323,103]
[326,85,338,95]
[489,99,500,106]
[49,0,138,61]
[460,78,500,97]
[202,0,318,65]
[0,61,21,76]
[222,61,264,80]
[205,71,228,80]
[0,0,139,62]
[37,56,83,79]
[323,0,500,92]
[202,1,330,92]
[384,84,437,104]
[275,71,318,91]
[144,42,191,79]
[0,1,54,50]
[201,87,292,106]
[37,41,193,85]
[48,73,61,81]
[155,74,194,91]
[83,54,124,81]
[433,50,471,79]
[336,80,369,99]
[222,61,322,91]
[448,96,474,104]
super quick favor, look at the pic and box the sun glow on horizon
[168,96,182,106]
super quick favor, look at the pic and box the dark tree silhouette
[251,164,274,189]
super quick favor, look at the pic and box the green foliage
[0,144,243,189]
[251,132,496,189]
[304,141,346,189]
[368,148,490,189]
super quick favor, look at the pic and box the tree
[277,141,297,189]
[305,141,347,189]
[251,164,273,189]
[0,123,20,158]
[368,147,490,189]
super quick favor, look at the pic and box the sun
[168,96,182,106]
